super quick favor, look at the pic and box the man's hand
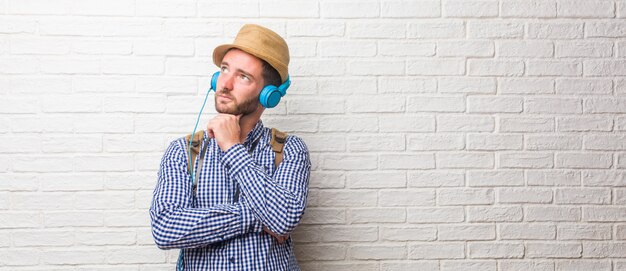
[263,226,289,244]
[206,114,242,151]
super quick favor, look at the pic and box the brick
[408,22,465,39]
[500,0,556,18]
[558,116,612,132]
[287,98,344,114]
[555,41,613,58]
[381,0,440,18]
[347,96,405,113]
[72,0,135,16]
[526,206,581,222]
[348,135,405,152]
[407,58,465,76]
[300,208,346,225]
[499,78,554,95]
[438,188,494,205]
[349,245,406,260]
[499,152,553,169]
[40,174,103,191]
[408,171,465,187]
[438,77,496,94]
[380,226,436,241]
[41,95,101,113]
[443,0,499,18]
[556,260,611,271]
[439,224,496,241]
[0,97,38,113]
[349,60,405,76]
[319,40,376,57]
[0,18,37,34]
[380,115,435,132]
[347,171,406,189]
[585,98,626,113]
[197,0,258,17]
[497,188,553,203]
[497,41,554,57]
[380,154,436,170]
[381,262,440,271]
[379,77,437,94]
[162,21,221,37]
[309,171,345,189]
[320,0,380,18]
[468,170,524,187]
[348,22,406,39]
[44,211,103,227]
[74,155,134,172]
[319,116,377,132]
[407,134,465,151]
[468,206,523,222]
[349,208,406,223]
[500,223,556,240]
[468,22,524,38]
[526,135,581,150]
[295,245,346,261]
[407,96,465,112]
[13,156,74,173]
[13,230,73,246]
[558,224,611,240]
[105,211,149,227]
[318,77,377,95]
[104,135,168,153]
[555,152,612,169]
[11,37,71,55]
[526,242,581,258]
[437,152,494,169]
[467,134,523,151]
[300,135,346,153]
[469,242,524,259]
[287,21,344,37]
[407,207,465,223]
[585,135,626,150]
[307,190,377,207]
[527,60,582,76]
[558,79,613,96]
[321,155,377,170]
[468,96,523,113]
[291,59,345,76]
[441,260,496,271]
[321,226,378,242]
[528,169,580,187]
[380,41,435,57]
[0,248,41,266]
[583,242,626,258]
[408,243,465,259]
[528,22,583,39]
[437,40,494,57]
[379,189,435,206]
[500,261,554,271]
[557,0,615,18]
[0,212,40,228]
[136,0,195,16]
[107,247,166,264]
[584,207,626,222]
[555,188,610,204]
[0,135,41,153]
[584,60,626,76]
[499,117,554,133]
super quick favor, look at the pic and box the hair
[260,59,282,87]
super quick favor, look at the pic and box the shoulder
[162,136,189,164]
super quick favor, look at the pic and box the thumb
[236,114,243,120]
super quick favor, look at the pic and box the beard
[214,90,260,115]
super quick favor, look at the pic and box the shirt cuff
[221,143,252,175]
[239,202,262,234]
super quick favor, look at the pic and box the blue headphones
[210,71,290,108]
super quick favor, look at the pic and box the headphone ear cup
[259,85,281,108]
[210,71,220,91]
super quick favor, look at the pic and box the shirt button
[229,257,235,263]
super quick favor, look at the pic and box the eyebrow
[221,61,257,81]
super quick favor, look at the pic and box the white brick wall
[1,0,626,270]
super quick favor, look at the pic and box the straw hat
[213,24,290,84]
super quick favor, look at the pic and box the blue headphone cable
[177,86,212,271]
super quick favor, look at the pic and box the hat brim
[212,43,288,83]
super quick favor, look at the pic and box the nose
[219,72,234,92]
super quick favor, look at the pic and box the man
[149,24,311,270]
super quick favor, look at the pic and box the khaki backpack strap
[270,128,288,168]
[184,130,205,174]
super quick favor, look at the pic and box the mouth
[217,94,233,101]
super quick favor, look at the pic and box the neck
[238,109,263,142]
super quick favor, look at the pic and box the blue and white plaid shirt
[150,120,311,270]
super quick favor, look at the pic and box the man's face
[214,49,264,115]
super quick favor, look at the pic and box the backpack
[184,127,288,176]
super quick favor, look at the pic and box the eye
[240,74,250,81]
[221,66,229,73]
